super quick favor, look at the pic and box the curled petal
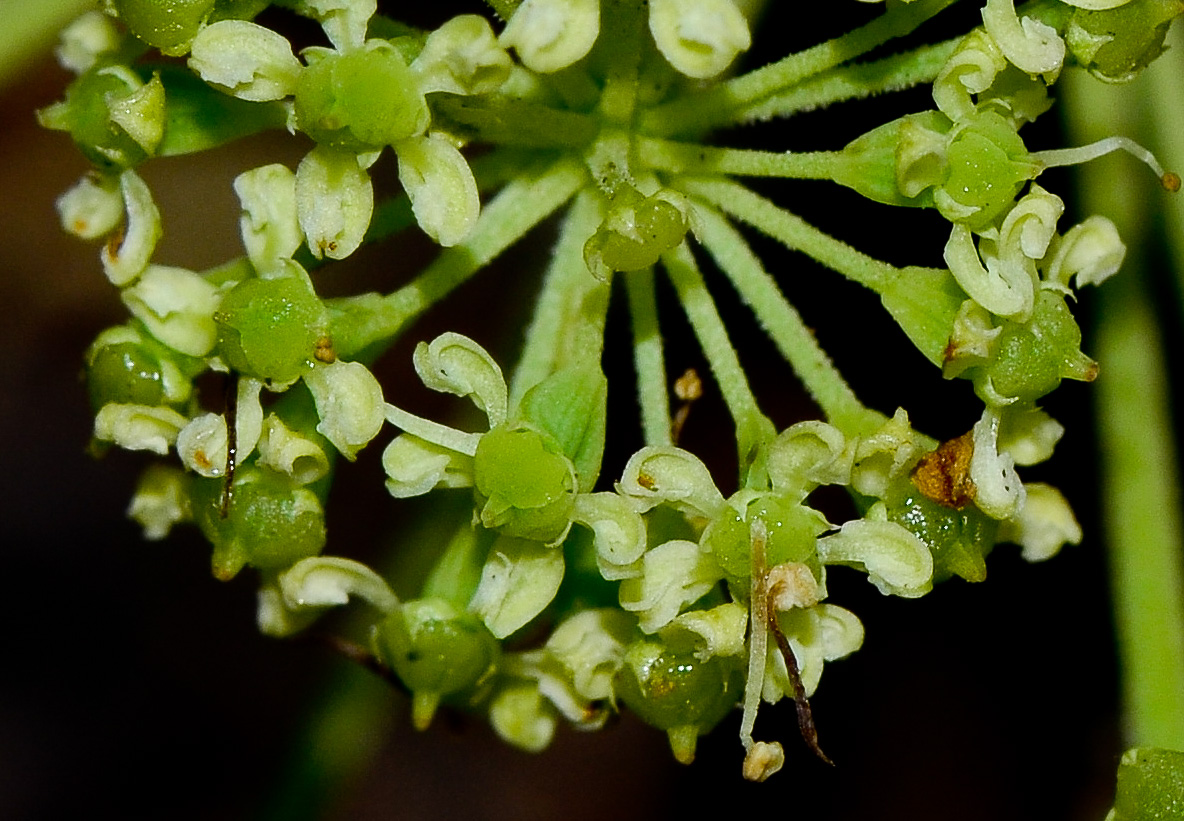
[470,536,566,639]
[998,482,1081,561]
[618,446,725,521]
[57,173,123,240]
[121,264,220,356]
[572,492,647,580]
[381,433,474,498]
[412,332,507,426]
[256,414,331,485]
[618,540,724,633]
[933,29,1008,121]
[816,519,933,598]
[500,0,600,73]
[766,420,852,497]
[969,407,1027,520]
[412,14,512,95]
[1047,215,1126,289]
[649,0,751,79]
[279,555,399,612]
[127,464,191,540]
[103,169,162,286]
[94,403,189,455]
[945,224,1034,319]
[982,0,1066,76]
[234,164,303,271]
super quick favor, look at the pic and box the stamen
[1032,137,1180,191]
[739,517,770,756]
[220,372,240,519]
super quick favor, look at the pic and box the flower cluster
[43,0,1179,780]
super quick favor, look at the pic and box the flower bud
[1066,0,1182,83]
[583,186,689,279]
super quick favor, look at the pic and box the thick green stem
[335,158,587,358]
[641,0,959,136]
[625,266,673,447]
[661,242,774,471]
[1063,58,1184,751]
[692,203,887,437]
[678,176,898,293]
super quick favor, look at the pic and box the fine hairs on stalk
[39,0,1184,806]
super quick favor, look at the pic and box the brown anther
[193,450,212,471]
[1163,172,1181,193]
[637,472,656,490]
[314,336,337,363]
[105,226,126,259]
[911,431,976,509]
[671,368,702,444]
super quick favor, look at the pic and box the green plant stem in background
[0,0,93,89]
[1064,55,1184,752]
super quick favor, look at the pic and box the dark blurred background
[0,2,1142,819]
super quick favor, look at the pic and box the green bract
[294,44,429,152]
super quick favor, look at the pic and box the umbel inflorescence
[43,0,1181,780]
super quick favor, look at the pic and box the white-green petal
[106,71,165,155]
[126,464,191,540]
[56,10,122,74]
[661,601,748,660]
[817,518,933,598]
[121,264,220,356]
[500,0,600,73]
[94,403,189,455]
[279,555,399,612]
[998,407,1064,466]
[489,681,557,752]
[102,169,162,287]
[381,433,474,498]
[175,379,264,477]
[969,407,1027,520]
[933,29,1007,121]
[545,609,632,702]
[57,173,123,240]
[944,224,1034,320]
[256,414,330,485]
[618,539,724,633]
[766,420,852,497]
[618,446,725,520]
[648,0,751,79]
[234,164,303,271]
[981,0,1065,76]
[189,20,303,102]
[412,332,507,426]
[1047,215,1126,289]
[396,135,480,248]
[572,492,647,580]
[998,482,1082,561]
[470,535,566,639]
[296,146,374,260]
[304,359,385,460]
[412,14,512,95]
[293,0,376,51]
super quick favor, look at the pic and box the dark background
[0,2,1147,818]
